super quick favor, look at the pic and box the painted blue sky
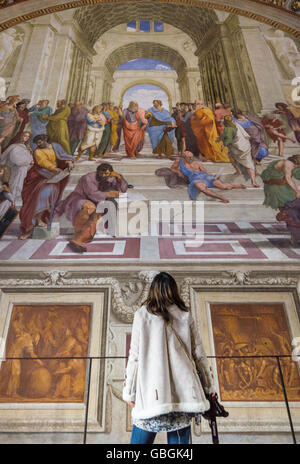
[117,58,173,71]
[122,84,169,110]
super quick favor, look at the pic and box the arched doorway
[103,42,189,106]
[121,82,172,111]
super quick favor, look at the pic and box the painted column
[93,68,105,105]
[7,23,55,105]
[44,34,74,106]
[227,16,286,113]
[184,68,201,102]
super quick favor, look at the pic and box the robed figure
[122,101,148,159]
[0,131,33,219]
[67,102,88,154]
[43,100,71,154]
[55,163,128,253]
[190,100,230,163]
[19,134,74,239]
[28,100,52,149]
[146,100,176,158]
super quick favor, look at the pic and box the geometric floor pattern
[0,221,299,262]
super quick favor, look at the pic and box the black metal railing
[0,354,299,444]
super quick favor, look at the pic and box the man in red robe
[19,134,74,239]
[122,101,148,159]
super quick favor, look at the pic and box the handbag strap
[166,322,200,380]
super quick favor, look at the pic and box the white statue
[0,28,23,73]
[265,30,300,78]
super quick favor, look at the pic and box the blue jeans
[130,425,191,444]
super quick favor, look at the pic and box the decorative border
[0,0,299,38]
[0,269,299,322]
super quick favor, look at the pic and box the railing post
[83,357,93,445]
[276,356,297,444]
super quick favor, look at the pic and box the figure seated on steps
[18,134,74,240]
[54,163,128,253]
[171,151,246,204]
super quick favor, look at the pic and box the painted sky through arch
[117,58,173,71]
[122,84,169,110]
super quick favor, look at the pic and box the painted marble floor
[1,221,300,262]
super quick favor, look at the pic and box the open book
[46,169,70,184]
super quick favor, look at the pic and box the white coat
[123,304,216,420]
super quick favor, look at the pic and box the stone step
[56,203,276,228]
[63,181,265,198]
[57,187,276,227]
[71,159,265,176]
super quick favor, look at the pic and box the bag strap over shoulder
[166,322,200,379]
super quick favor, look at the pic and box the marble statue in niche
[265,30,300,78]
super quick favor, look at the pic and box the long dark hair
[143,272,188,322]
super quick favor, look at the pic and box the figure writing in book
[19,134,74,239]
[54,163,128,253]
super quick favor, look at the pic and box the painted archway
[0,0,299,40]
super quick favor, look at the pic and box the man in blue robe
[145,100,176,158]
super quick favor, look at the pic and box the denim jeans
[130,425,191,444]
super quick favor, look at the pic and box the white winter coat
[123,304,216,420]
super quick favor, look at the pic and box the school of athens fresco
[0,4,300,261]
[0,0,300,443]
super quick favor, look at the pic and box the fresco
[0,304,91,402]
[0,6,299,261]
[210,303,300,402]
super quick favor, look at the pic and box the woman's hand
[128,402,135,407]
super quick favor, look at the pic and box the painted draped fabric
[19,143,73,233]
[122,108,147,157]
[46,105,71,154]
[80,113,106,152]
[190,108,230,162]
[108,109,121,151]
[261,160,300,210]
[28,105,52,148]
[146,107,175,156]
[222,123,254,179]
[179,159,216,201]
[0,107,20,148]
[55,171,128,225]
[68,106,88,153]
[9,108,29,146]
[285,106,300,143]
[234,116,268,161]
[0,143,32,218]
